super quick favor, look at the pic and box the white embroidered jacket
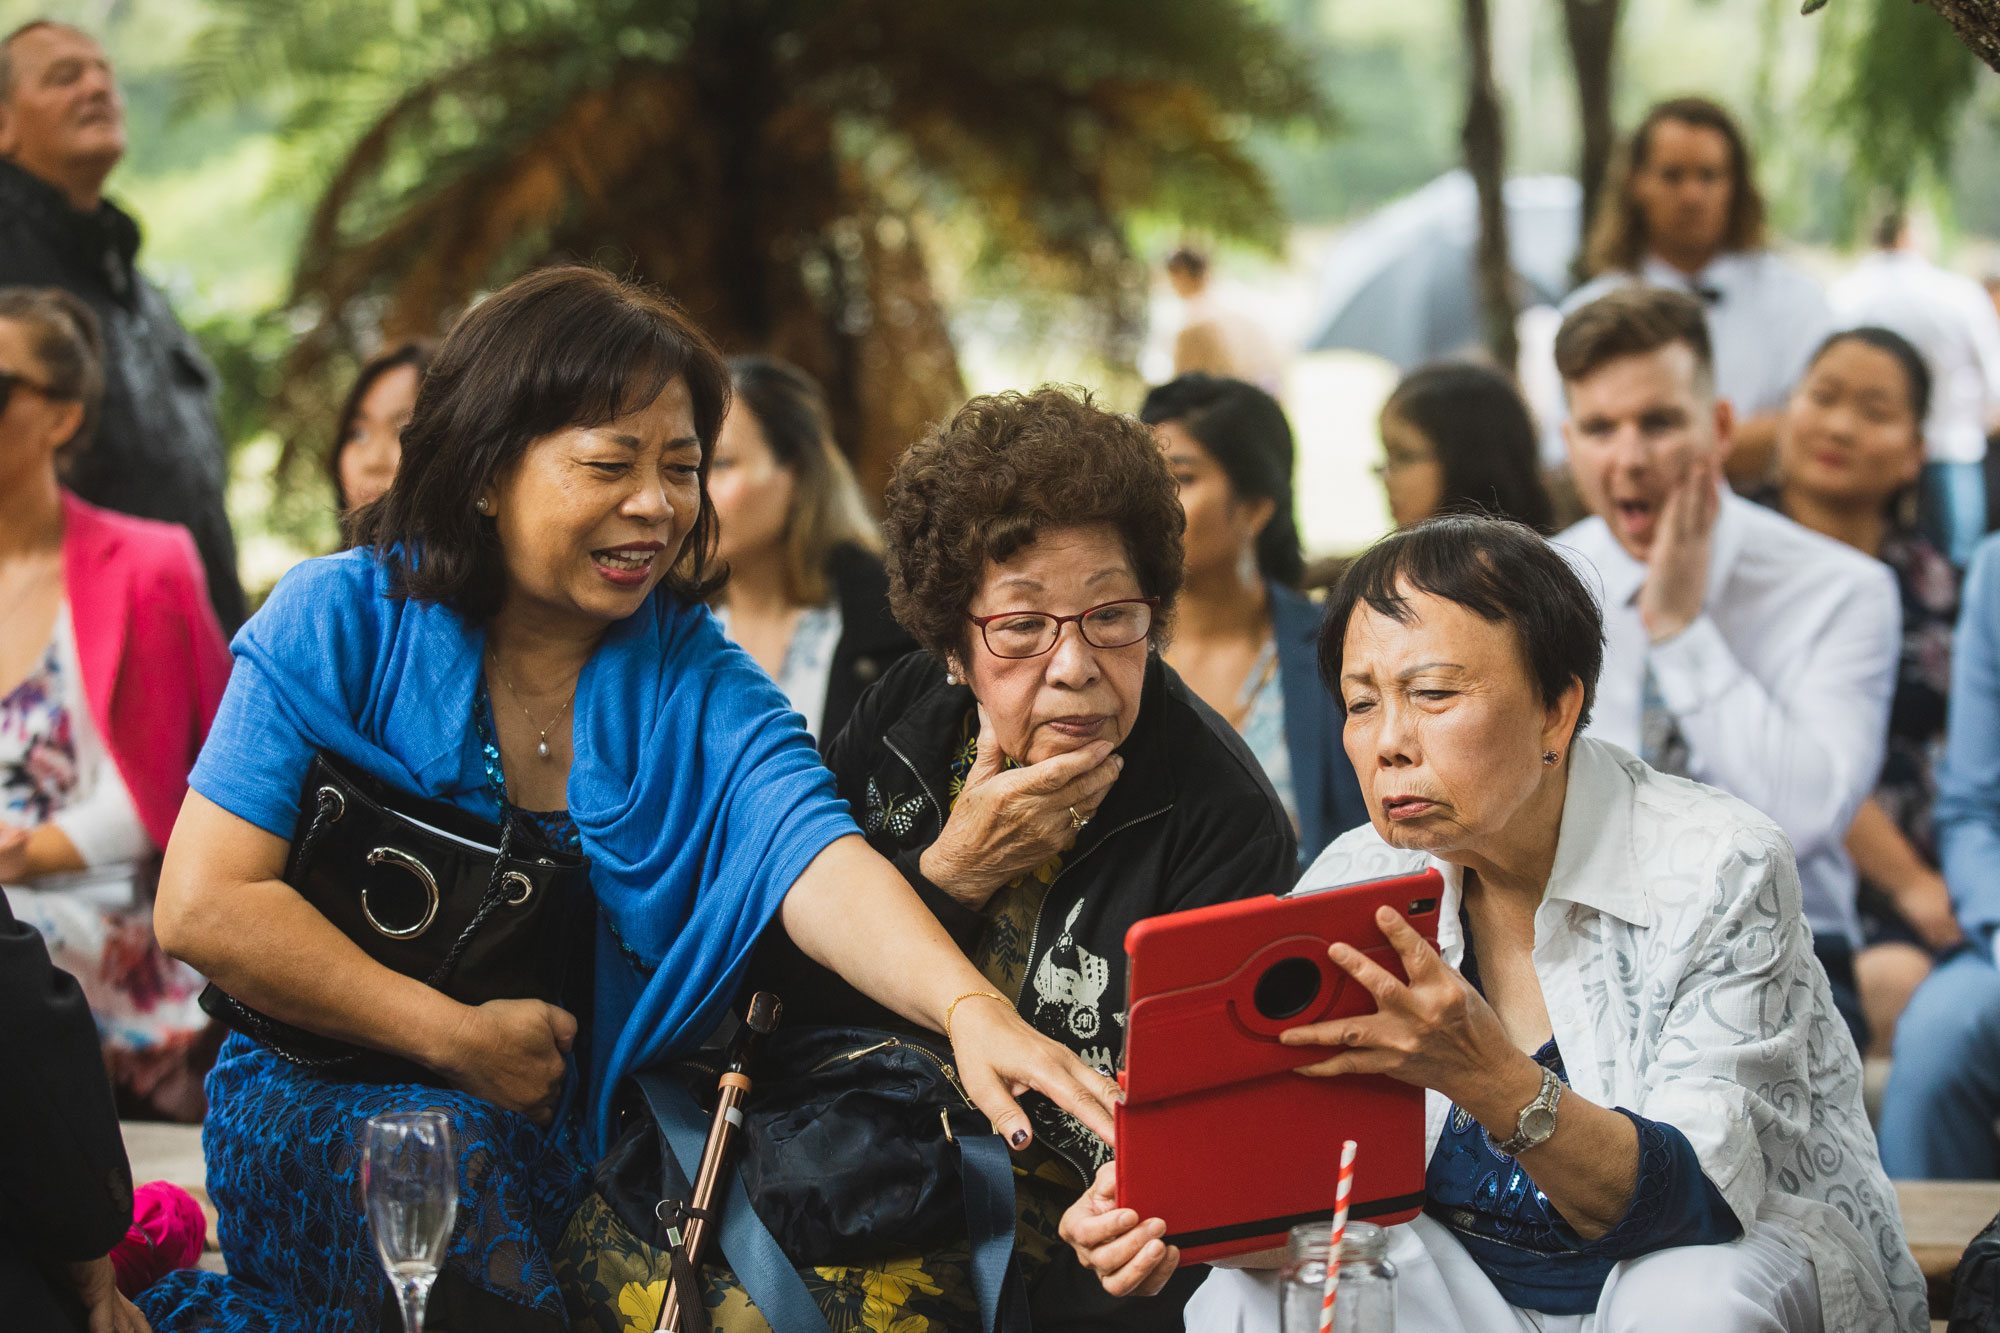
[1296,738,1926,1331]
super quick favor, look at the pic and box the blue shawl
[187,549,859,1152]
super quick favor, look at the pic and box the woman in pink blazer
[0,286,230,1119]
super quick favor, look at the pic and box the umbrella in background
[1306,171,1582,369]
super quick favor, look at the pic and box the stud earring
[944,671,957,685]
[475,496,491,514]
[1542,750,1560,766]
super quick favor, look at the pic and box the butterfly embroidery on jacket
[864,778,928,841]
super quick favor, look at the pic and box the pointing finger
[1325,939,1408,1009]
[1376,906,1439,979]
[957,1056,1035,1151]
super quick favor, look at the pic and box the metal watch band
[1489,1065,1564,1157]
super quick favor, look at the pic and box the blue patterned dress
[139,690,593,1332]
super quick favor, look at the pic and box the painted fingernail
[1010,1129,1030,1148]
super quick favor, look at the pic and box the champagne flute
[363,1110,458,1333]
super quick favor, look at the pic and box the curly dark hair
[882,386,1186,663]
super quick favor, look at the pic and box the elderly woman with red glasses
[755,386,1298,1332]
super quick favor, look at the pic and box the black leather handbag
[588,1023,1028,1331]
[199,750,590,1081]
[726,1025,1004,1266]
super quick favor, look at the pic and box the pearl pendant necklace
[489,654,578,763]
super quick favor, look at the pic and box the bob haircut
[330,340,434,511]
[1139,372,1305,587]
[883,385,1185,663]
[354,265,730,622]
[724,354,880,606]
[1381,362,1554,534]
[1585,96,1767,278]
[1319,515,1604,731]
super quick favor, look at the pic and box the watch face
[1521,1106,1558,1142]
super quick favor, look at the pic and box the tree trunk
[1905,0,2000,70]
[1461,0,1517,371]
[1559,0,1621,283]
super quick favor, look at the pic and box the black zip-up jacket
[755,650,1299,1177]
[0,893,134,1330]
[0,158,243,629]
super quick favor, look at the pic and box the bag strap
[956,1133,1032,1333]
[633,1072,1030,1333]
[632,1071,833,1333]
[291,781,343,876]
[426,812,518,989]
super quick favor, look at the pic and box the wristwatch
[1488,1065,1564,1157]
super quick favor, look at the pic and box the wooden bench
[115,1120,2000,1319]
[1896,1178,2000,1323]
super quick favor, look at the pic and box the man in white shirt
[1832,212,2000,566]
[1553,98,1832,485]
[1552,286,1901,1041]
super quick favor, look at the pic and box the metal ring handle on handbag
[362,846,441,939]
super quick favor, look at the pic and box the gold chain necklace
[487,654,579,761]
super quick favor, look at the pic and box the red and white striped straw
[1317,1139,1359,1332]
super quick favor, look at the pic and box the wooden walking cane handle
[658,993,783,1331]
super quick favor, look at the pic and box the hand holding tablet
[1097,870,1445,1266]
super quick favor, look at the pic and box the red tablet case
[1115,870,1444,1263]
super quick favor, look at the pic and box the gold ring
[1069,806,1088,831]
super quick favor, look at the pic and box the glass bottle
[1277,1220,1396,1332]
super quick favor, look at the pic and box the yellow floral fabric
[558,1190,977,1332]
[557,1174,1083,1333]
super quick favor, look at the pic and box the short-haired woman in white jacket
[1061,516,1925,1333]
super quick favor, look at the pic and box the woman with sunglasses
[755,387,1298,1331]
[0,285,229,1120]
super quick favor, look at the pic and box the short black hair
[1381,362,1554,533]
[1139,372,1304,586]
[1809,326,1932,425]
[1320,515,1603,730]
[354,264,729,622]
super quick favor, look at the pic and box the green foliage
[180,0,1330,485]
[1816,0,1981,211]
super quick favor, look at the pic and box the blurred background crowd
[33,0,2000,587]
[15,0,2000,1325]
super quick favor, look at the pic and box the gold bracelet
[944,990,1010,1047]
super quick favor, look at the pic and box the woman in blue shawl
[136,266,1121,1332]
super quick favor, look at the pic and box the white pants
[1182,1213,1822,1333]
